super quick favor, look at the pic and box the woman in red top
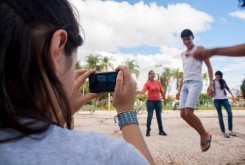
[139,70,167,136]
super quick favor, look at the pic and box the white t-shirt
[213,80,228,99]
[0,125,148,165]
[181,46,203,81]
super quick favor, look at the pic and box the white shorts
[179,80,203,109]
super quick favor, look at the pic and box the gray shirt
[0,125,148,165]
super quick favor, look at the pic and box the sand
[74,110,245,165]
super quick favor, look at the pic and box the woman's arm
[138,86,147,94]
[227,88,235,100]
[226,83,235,100]
[113,65,155,165]
[160,90,167,105]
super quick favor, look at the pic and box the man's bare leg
[180,108,210,141]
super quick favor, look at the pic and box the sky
[70,0,245,96]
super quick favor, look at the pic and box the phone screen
[89,71,119,93]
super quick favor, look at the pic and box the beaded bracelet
[117,111,139,130]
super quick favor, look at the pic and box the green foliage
[100,56,114,71]
[162,106,174,110]
[85,54,102,71]
[172,69,183,90]
[158,68,172,95]
[199,93,211,100]
[75,61,82,70]
[136,93,147,101]
[198,93,212,107]
[196,105,215,110]
[123,59,140,79]
[104,104,116,110]
[241,78,245,99]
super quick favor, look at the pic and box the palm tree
[172,68,183,91]
[202,72,208,86]
[75,61,82,70]
[100,56,114,111]
[100,56,114,71]
[159,68,172,96]
[85,54,101,70]
[83,54,101,96]
[75,61,87,95]
[124,59,140,79]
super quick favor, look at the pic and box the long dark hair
[215,71,226,89]
[0,0,82,142]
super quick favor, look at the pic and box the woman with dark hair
[0,0,154,164]
[213,71,236,138]
[138,70,167,137]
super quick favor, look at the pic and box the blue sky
[71,0,245,96]
[116,0,245,48]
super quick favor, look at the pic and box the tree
[241,78,245,99]
[75,61,82,70]
[100,56,114,71]
[99,56,114,111]
[75,61,88,95]
[172,68,183,91]
[123,59,140,79]
[202,72,208,87]
[159,67,172,96]
[198,93,212,107]
[85,54,101,71]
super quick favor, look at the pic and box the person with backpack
[213,71,236,138]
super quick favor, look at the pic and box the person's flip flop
[201,134,212,152]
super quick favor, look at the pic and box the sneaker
[223,133,230,138]
[159,131,167,136]
[146,130,150,137]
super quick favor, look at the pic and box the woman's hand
[113,65,137,114]
[69,69,100,114]
[163,98,167,106]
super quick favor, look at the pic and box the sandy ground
[74,110,245,165]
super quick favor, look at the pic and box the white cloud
[221,61,245,73]
[70,0,214,52]
[229,10,245,20]
[70,0,218,95]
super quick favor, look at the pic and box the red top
[142,80,163,100]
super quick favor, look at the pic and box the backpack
[213,79,229,96]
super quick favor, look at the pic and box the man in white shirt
[176,29,214,152]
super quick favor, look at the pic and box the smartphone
[89,71,119,93]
